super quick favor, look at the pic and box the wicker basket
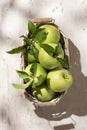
[21,18,69,107]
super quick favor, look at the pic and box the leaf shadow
[0,0,39,42]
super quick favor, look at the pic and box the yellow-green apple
[32,83,56,102]
[35,24,60,43]
[38,43,64,69]
[27,53,37,63]
[47,68,73,92]
[40,25,60,43]
[25,63,47,86]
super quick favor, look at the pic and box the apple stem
[63,74,69,79]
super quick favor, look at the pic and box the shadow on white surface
[34,39,87,129]
[0,0,38,42]
[0,104,17,130]
[54,123,74,130]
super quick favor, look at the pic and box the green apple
[47,69,73,92]
[38,43,64,69]
[25,63,47,87]
[35,24,60,43]
[32,83,56,102]
[27,53,37,63]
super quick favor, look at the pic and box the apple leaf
[57,57,69,68]
[28,20,36,34]
[33,28,47,42]
[7,45,26,54]
[12,80,33,89]
[28,44,39,60]
[16,70,29,79]
[7,35,31,54]
[20,35,31,45]
[30,63,37,76]
[40,44,54,56]
[54,43,62,54]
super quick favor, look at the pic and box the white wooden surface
[0,0,87,130]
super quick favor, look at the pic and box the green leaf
[30,63,37,76]
[54,43,63,55]
[16,70,29,79]
[20,35,27,39]
[54,44,60,54]
[28,44,39,60]
[12,80,33,89]
[7,45,26,54]
[57,57,69,68]
[34,28,47,42]
[40,44,54,56]
[28,20,36,34]
[20,35,31,45]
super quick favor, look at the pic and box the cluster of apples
[8,20,73,102]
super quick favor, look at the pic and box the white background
[0,0,87,130]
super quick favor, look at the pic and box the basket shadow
[54,123,75,130]
[34,39,87,121]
